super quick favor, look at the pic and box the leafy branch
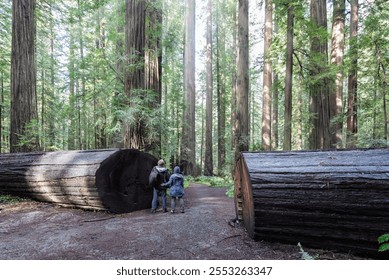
[378,234,389,252]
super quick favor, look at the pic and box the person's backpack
[149,167,167,191]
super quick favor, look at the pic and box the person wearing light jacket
[162,166,185,213]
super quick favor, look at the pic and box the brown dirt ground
[0,184,367,260]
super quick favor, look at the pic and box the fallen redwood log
[234,148,389,258]
[0,149,157,213]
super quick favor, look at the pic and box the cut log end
[96,149,157,213]
[235,148,389,258]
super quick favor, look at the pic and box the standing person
[162,166,185,213]
[149,159,170,213]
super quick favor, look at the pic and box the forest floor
[0,183,367,260]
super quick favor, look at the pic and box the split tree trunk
[0,149,157,213]
[235,149,389,257]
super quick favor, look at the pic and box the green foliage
[183,175,194,189]
[378,234,389,252]
[17,119,40,151]
[0,194,29,204]
[187,175,234,197]
[195,176,233,188]
[1,0,388,177]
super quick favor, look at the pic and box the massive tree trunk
[261,0,272,151]
[124,0,146,150]
[94,4,108,150]
[234,149,389,257]
[272,73,279,150]
[204,0,213,176]
[234,0,249,162]
[346,0,358,148]
[283,4,294,151]
[231,1,237,156]
[48,1,56,149]
[182,0,196,175]
[308,0,331,150]
[67,9,77,150]
[216,3,226,174]
[145,0,162,156]
[330,0,345,148]
[0,149,157,213]
[379,51,388,142]
[10,0,39,153]
[77,0,87,150]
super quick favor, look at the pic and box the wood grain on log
[235,149,389,257]
[0,149,157,213]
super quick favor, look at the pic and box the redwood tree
[10,0,39,152]
[145,0,163,155]
[124,0,146,149]
[235,0,249,161]
[216,0,226,174]
[261,0,273,151]
[346,0,358,148]
[283,3,294,151]
[308,0,331,150]
[182,0,196,175]
[204,0,213,176]
[330,0,346,148]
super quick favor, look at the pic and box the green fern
[378,234,389,252]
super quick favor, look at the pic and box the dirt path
[0,184,363,260]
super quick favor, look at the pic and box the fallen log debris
[234,148,389,258]
[0,149,157,213]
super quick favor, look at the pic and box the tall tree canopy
[1,0,388,175]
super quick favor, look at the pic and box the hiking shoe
[171,209,175,214]
[151,209,156,213]
[163,208,168,213]
[181,209,185,213]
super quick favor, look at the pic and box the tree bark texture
[204,0,213,176]
[124,0,146,150]
[330,0,345,148]
[261,0,272,151]
[309,0,331,150]
[235,0,249,162]
[234,149,389,257]
[68,9,77,150]
[0,149,157,213]
[145,0,162,155]
[283,4,294,151]
[77,0,87,150]
[10,0,39,153]
[216,5,226,175]
[272,72,279,150]
[182,0,196,175]
[231,1,237,164]
[346,0,358,148]
[379,55,388,142]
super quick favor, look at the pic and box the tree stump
[234,149,389,257]
[0,149,157,213]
